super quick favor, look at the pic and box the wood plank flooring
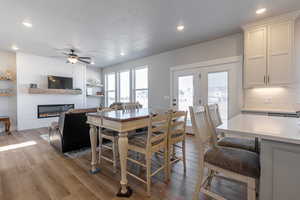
[0,128,247,200]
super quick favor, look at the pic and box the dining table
[217,113,300,200]
[86,108,154,197]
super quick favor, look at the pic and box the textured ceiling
[1,0,300,67]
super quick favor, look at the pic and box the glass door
[172,68,230,132]
[172,70,201,127]
[207,71,229,121]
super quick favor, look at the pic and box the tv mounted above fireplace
[48,75,73,89]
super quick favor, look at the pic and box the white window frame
[117,69,132,103]
[105,72,117,107]
[104,66,149,108]
[133,66,149,108]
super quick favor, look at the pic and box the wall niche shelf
[0,93,14,96]
[0,77,14,81]
[28,88,82,95]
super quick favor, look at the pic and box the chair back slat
[189,106,218,149]
[169,111,187,137]
[147,112,170,149]
[207,104,222,127]
[98,107,116,127]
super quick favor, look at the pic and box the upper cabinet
[243,11,299,88]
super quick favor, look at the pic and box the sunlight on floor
[0,141,37,152]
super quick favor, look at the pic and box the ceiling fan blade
[78,57,91,60]
[78,58,91,64]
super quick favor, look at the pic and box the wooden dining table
[86,108,153,197]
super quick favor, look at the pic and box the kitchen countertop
[217,114,300,145]
[241,107,299,114]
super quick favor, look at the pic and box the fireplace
[37,104,74,118]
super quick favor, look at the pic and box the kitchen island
[217,114,300,200]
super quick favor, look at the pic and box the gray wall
[102,33,243,109]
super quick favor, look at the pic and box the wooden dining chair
[189,105,259,200]
[126,112,170,196]
[98,107,119,173]
[207,104,258,153]
[167,110,188,177]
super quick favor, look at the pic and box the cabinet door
[244,26,267,88]
[268,21,293,86]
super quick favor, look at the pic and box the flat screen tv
[48,76,73,89]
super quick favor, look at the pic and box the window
[119,71,130,102]
[104,66,149,108]
[134,67,148,108]
[105,73,116,106]
[208,71,228,120]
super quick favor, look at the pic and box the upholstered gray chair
[189,105,259,200]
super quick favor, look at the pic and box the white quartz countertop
[241,107,298,114]
[217,114,300,145]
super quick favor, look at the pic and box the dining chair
[167,110,188,178]
[98,107,119,173]
[126,112,170,196]
[189,105,259,200]
[207,104,258,153]
[121,102,142,110]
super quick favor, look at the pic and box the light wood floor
[0,128,247,200]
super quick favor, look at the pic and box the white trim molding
[170,56,243,72]
[242,10,300,31]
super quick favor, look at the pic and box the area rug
[39,133,91,158]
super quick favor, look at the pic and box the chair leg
[168,143,172,178]
[146,152,152,196]
[172,144,176,159]
[247,178,256,200]
[206,169,214,188]
[193,160,205,200]
[182,140,186,174]
[164,148,169,182]
[112,137,118,173]
[98,132,103,165]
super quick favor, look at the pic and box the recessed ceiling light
[120,52,125,56]
[22,20,33,28]
[91,61,95,65]
[11,45,19,51]
[256,8,267,15]
[177,25,185,31]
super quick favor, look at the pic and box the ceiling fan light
[68,57,78,64]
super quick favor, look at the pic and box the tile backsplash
[244,85,300,111]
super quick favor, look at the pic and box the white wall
[86,66,102,108]
[16,53,87,130]
[243,19,300,110]
[102,33,243,110]
[0,51,17,132]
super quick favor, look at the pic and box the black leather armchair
[49,108,98,153]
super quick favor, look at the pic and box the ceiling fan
[61,49,92,64]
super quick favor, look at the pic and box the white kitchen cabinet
[243,11,299,88]
[268,21,293,86]
[244,26,267,88]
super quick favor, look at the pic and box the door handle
[267,76,270,84]
[199,99,202,105]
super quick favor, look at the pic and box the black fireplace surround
[37,104,74,118]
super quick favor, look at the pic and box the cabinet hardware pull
[264,76,266,84]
